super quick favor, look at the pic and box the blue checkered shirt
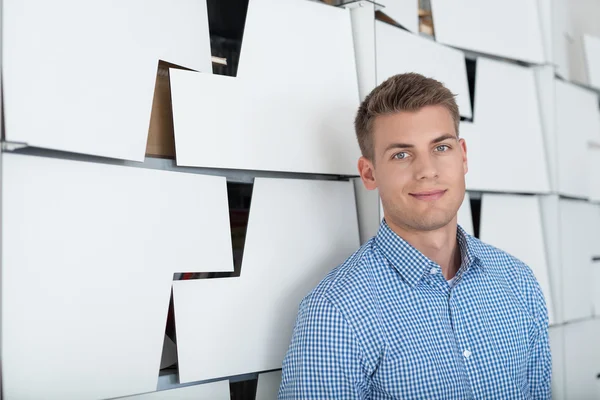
[279,220,551,399]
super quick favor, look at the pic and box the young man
[278,73,551,399]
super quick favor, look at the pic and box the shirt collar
[374,219,482,288]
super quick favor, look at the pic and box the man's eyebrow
[431,134,457,144]
[383,134,457,152]
[383,142,414,153]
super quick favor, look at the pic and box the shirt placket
[423,263,476,399]
[449,266,477,399]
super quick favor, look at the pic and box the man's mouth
[409,190,447,201]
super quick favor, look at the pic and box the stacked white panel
[457,193,474,236]
[349,1,377,100]
[583,35,600,90]
[591,207,600,317]
[533,66,559,192]
[462,59,550,193]
[378,0,419,33]
[121,380,230,400]
[565,0,600,86]
[1,154,233,400]
[563,319,600,399]
[430,0,545,63]
[2,0,211,161]
[170,0,360,175]
[256,370,283,400]
[375,21,472,118]
[548,326,566,400]
[539,196,563,324]
[591,147,600,203]
[555,80,600,199]
[593,261,600,317]
[537,0,573,80]
[558,200,596,322]
[173,178,360,383]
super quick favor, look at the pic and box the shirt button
[429,268,437,274]
[463,350,472,358]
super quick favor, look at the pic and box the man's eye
[435,145,450,152]
[393,152,408,160]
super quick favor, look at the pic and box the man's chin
[406,212,455,232]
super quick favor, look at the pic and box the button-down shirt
[279,220,551,399]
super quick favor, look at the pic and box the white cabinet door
[170,0,360,175]
[3,0,211,161]
[174,178,360,383]
[2,153,233,400]
[461,59,550,193]
[563,319,600,399]
[430,0,545,63]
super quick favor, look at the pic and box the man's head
[355,73,468,233]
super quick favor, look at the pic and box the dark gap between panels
[465,57,477,119]
[208,0,250,77]
[469,196,482,239]
[174,180,254,280]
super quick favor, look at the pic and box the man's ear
[358,156,377,190]
[459,138,468,175]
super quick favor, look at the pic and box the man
[278,73,551,399]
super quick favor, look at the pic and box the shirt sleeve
[278,293,371,399]
[526,277,552,399]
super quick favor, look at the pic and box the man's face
[359,105,468,232]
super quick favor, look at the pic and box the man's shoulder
[469,235,548,321]
[469,236,538,283]
[302,238,383,315]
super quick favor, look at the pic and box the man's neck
[386,218,461,280]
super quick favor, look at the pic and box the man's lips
[409,190,447,201]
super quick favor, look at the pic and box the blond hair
[354,73,460,160]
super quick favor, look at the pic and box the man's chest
[370,269,534,399]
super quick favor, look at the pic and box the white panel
[549,326,566,400]
[551,0,573,80]
[566,0,600,86]
[591,147,600,203]
[256,370,283,400]
[480,194,554,324]
[540,195,563,324]
[538,0,573,79]
[559,199,595,322]
[174,178,360,383]
[466,59,550,193]
[1,154,233,400]
[430,0,545,63]
[379,0,419,33]
[591,206,600,317]
[563,319,600,399]
[458,192,474,236]
[349,1,377,100]
[555,80,600,199]
[594,262,600,316]
[534,66,558,192]
[3,0,211,161]
[460,122,483,191]
[354,179,380,244]
[584,34,600,90]
[122,380,230,400]
[376,21,472,118]
[171,0,360,174]
[538,0,553,63]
